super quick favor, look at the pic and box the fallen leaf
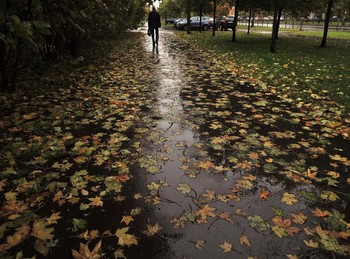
[240,234,251,246]
[88,197,103,207]
[218,241,232,253]
[259,189,270,200]
[281,192,298,205]
[32,219,54,240]
[120,216,134,226]
[197,205,216,223]
[116,227,138,247]
[291,211,307,224]
[176,183,191,194]
[195,240,206,249]
[143,223,161,237]
[217,212,234,224]
[312,208,330,218]
[304,239,319,248]
[72,240,103,259]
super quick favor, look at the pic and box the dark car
[219,15,235,30]
[176,16,213,31]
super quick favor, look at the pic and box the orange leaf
[197,205,216,223]
[312,208,330,217]
[88,197,103,207]
[259,189,270,200]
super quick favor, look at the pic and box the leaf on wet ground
[197,205,216,224]
[143,223,161,237]
[195,240,206,249]
[240,234,251,247]
[176,183,191,194]
[281,192,298,205]
[116,227,138,247]
[218,241,232,253]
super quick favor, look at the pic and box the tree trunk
[275,8,283,39]
[270,8,278,53]
[212,0,216,36]
[247,8,252,35]
[232,0,239,42]
[321,0,334,48]
[199,4,202,33]
[186,0,191,34]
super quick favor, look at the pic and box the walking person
[148,6,161,49]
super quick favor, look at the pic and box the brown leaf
[240,234,251,247]
[88,197,103,207]
[217,212,234,224]
[72,240,103,259]
[197,205,216,223]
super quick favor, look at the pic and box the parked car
[174,18,186,28]
[176,16,213,31]
[219,15,235,30]
[331,16,340,22]
[165,17,176,24]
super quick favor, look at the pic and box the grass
[175,28,350,114]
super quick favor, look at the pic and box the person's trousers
[150,27,159,48]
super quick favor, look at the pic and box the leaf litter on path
[0,31,349,258]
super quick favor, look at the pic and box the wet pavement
[0,28,349,258]
[120,29,350,258]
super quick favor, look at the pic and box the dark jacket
[148,10,161,29]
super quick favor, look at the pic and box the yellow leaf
[218,241,232,253]
[121,216,134,226]
[240,234,251,246]
[286,255,298,259]
[304,239,319,248]
[195,240,206,249]
[46,212,62,225]
[88,197,103,207]
[281,192,298,205]
[115,227,138,247]
[320,191,339,201]
[32,219,54,240]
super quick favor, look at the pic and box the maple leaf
[304,239,319,248]
[0,179,7,191]
[240,234,251,246]
[217,212,234,224]
[176,183,191,194]
[120,216,134,226]
[259,189,270,200]
[143,223,161,237]
[116,227,138,247]
[272,225,288,238]
[4,224,30,250]
[88,197,103,207]
[195,240,206,249]
[312,208,330,218]
[291,211,307,224]
[197,205,216,223]
[281,192,298,205]
[320,191,339,201]
[198,161,214,170]
[218,241,232,252]
[32,219,54,240]
[46,212,62,224]
[72,240,103,259]
[272,217,301,237]
[201,189,216,201]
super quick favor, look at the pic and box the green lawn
[175,29,350,114]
